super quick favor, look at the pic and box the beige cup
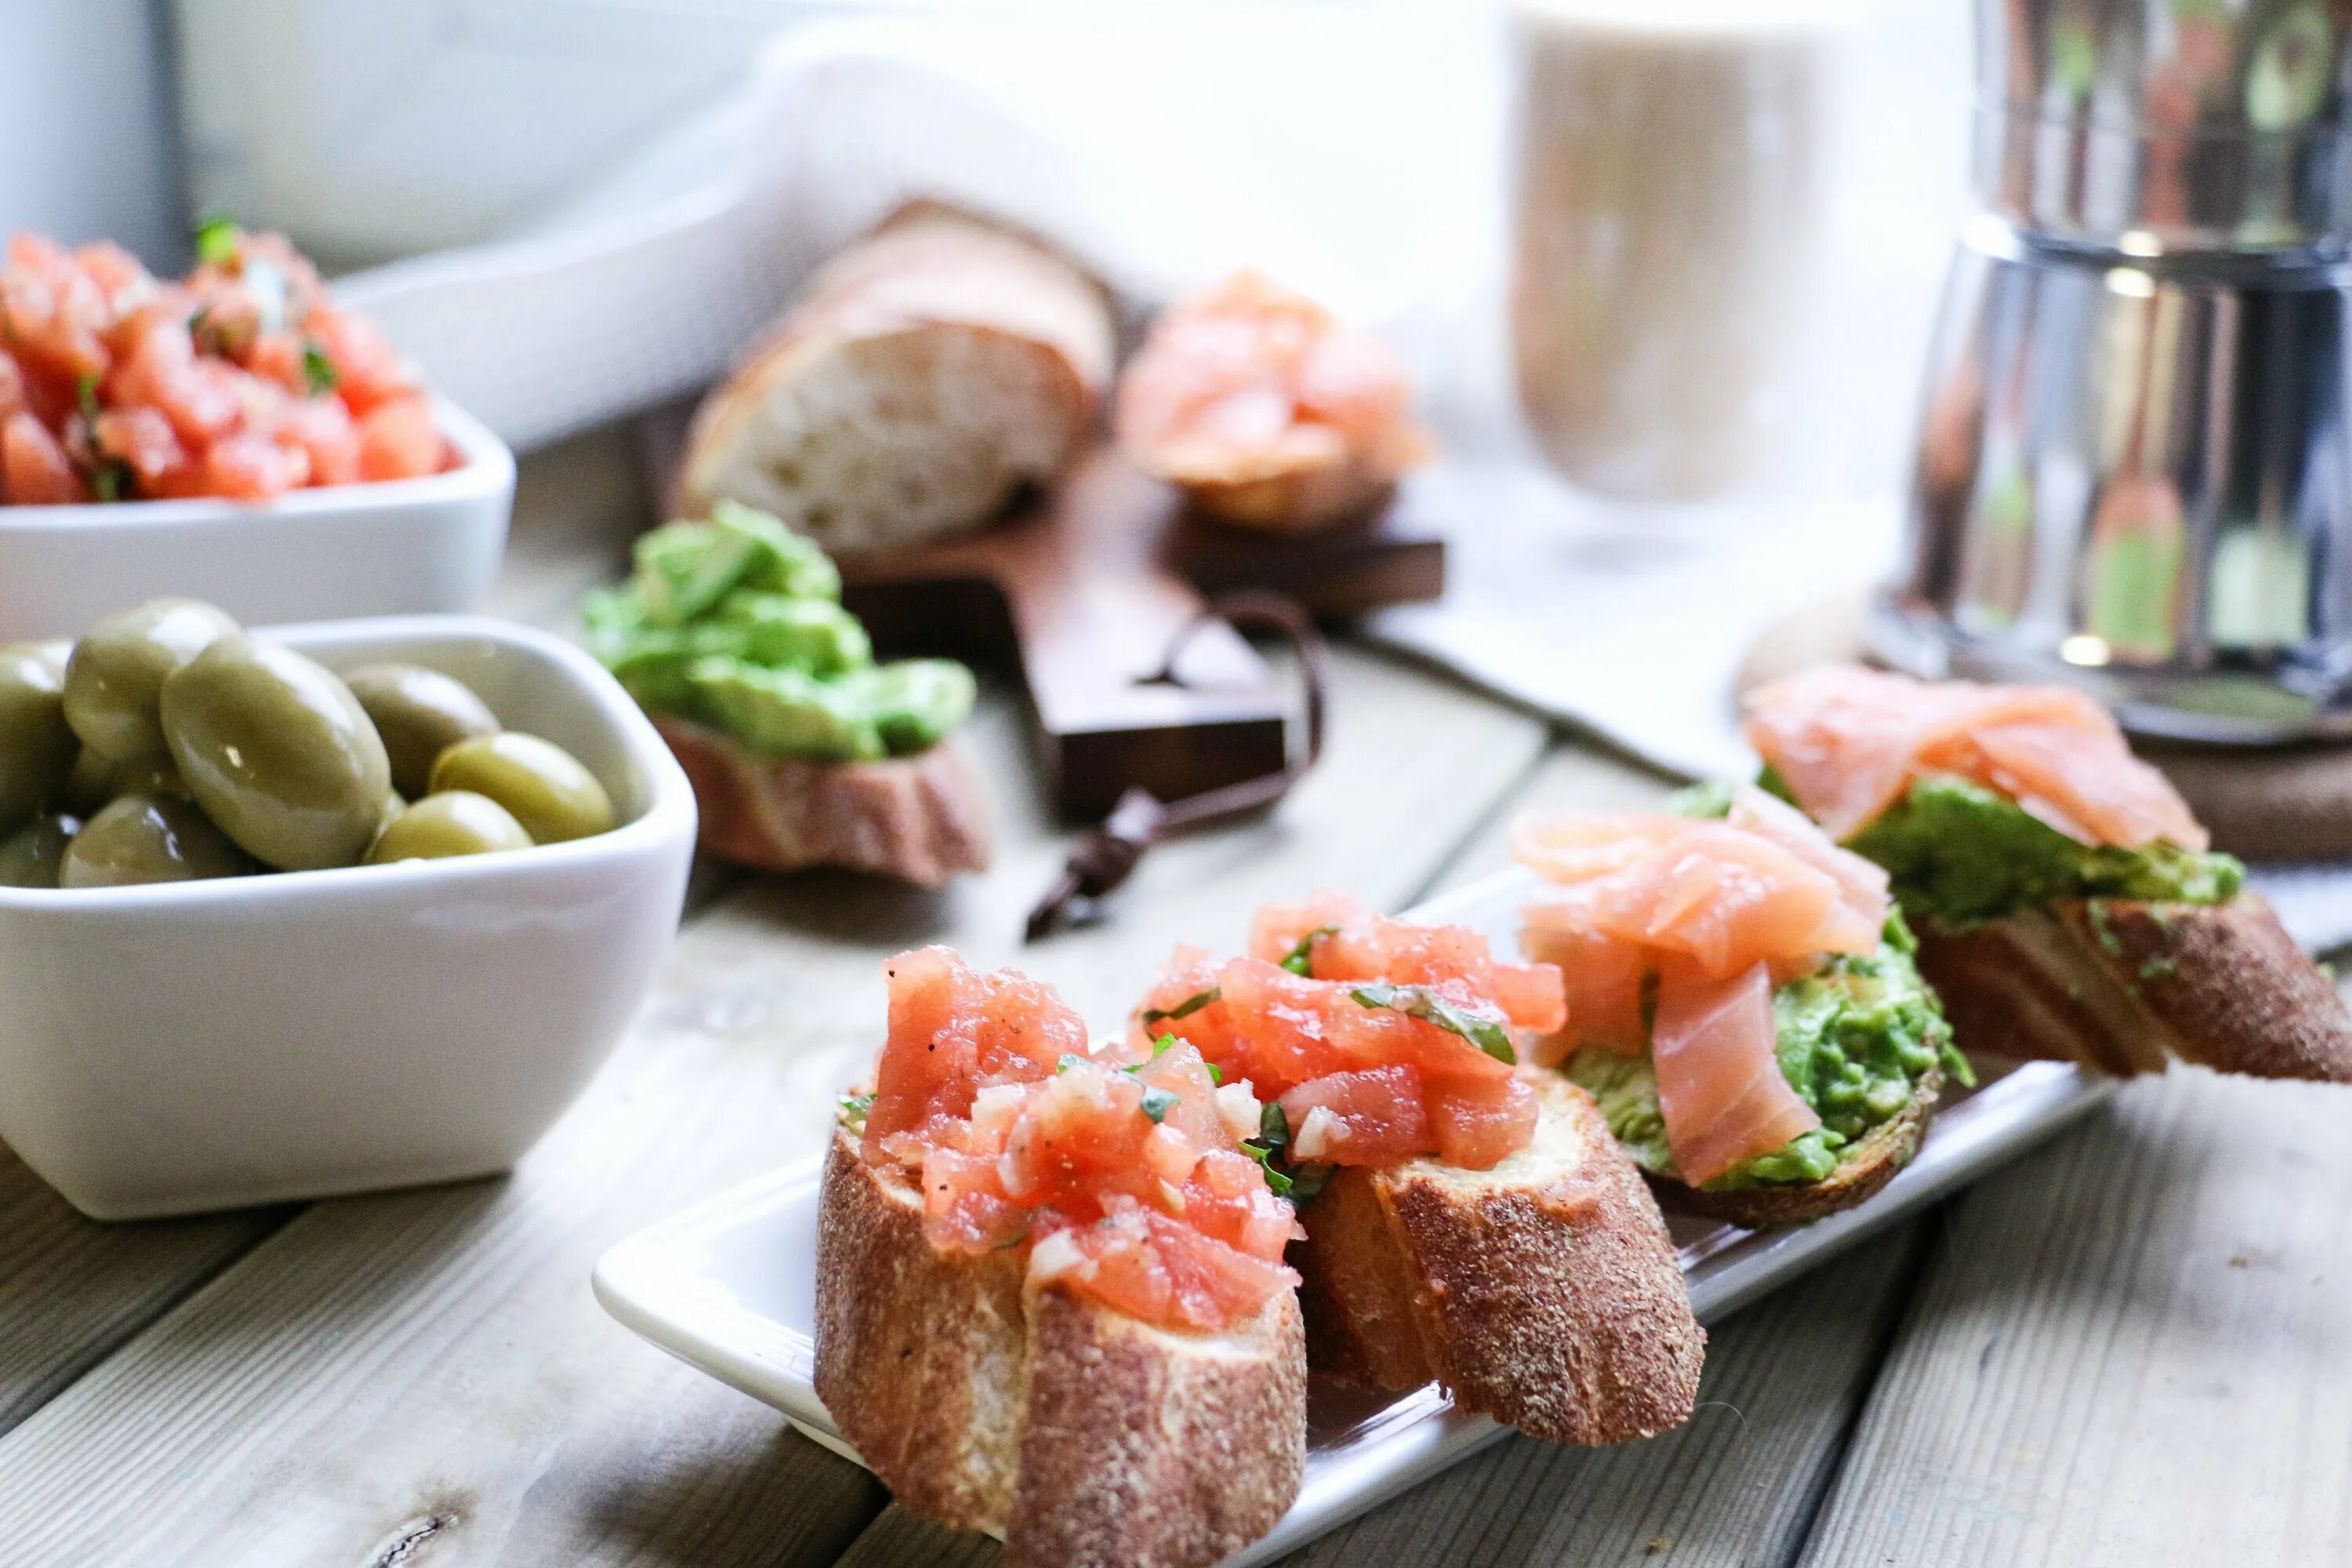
[1508,0,1846,501]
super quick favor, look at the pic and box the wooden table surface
[2,432,2346,1568]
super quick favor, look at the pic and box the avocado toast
[1744,665,2352,1084]
[1515,786,1967,1227]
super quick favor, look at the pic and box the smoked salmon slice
[1515,789,1885,1184]
[1648,960,1820,1187]
[1742,664,2205,851]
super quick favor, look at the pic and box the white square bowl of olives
[0,607,696,1220]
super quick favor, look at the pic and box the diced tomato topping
[1425,1073,1541,1170]
[1279,1065,1431,1166]
[852,948,1296,1332]
[358,394,445,481]
[0,226,438,506]
[93,406,187,492]
[1138,894,1558,1171]
[3,412,84,504]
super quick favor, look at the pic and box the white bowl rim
[0,397,514,532]
[0,614,697,913]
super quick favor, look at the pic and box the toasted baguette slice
[1912,895,2352,1084]
[677,200,1114,555]
[655,716,989,886]
[815,1133,1306,1568]
[1290,1073,1702,1445]
[1643,1063,1943,1229]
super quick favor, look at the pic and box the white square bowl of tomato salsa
[0,397,514,643]
[0,615,695,1221]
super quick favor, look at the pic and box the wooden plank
[0,646,1544,1566]
[0,1178,287,1439]
[1797,1069,2352,1567]
[0,430,652,1450]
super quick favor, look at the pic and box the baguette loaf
[655,715,989,886]
[814,1133,1307,1568]
[1290,1072,1703,1445]
[1912,895,2352,1083]
[677,201,1114,554]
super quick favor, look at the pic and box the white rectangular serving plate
[594,868,2113,1564]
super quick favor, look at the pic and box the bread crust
[813,1133,1307,1568]
[655,716,989,885]
[1643,1063,1943,1228]
[677,201,1114,551]
[1914,895,2352,1084]
[1290,1073,1703,1445]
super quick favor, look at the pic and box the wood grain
[0,1167,285,1439]
[1798,1069,2352,1567]
[0,647,1543,1566]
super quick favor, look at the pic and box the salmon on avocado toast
[817,949,1306,1568]
[1134,894,1704,1446]
[1744,666,2352,1084]
[1515,785,1968,1227]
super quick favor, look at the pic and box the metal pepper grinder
[1874,0,2352,742]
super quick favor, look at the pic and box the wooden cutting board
[840,449,1444,817]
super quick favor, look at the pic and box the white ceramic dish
[595,868,2114,1564]
[0,400,514,643]
[0,615,695,1221]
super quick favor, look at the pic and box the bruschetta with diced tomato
[1132,895,1704,1444]
[815,949,1306,1568]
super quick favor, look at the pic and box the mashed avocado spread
[1809,771,2242,928]
[585,500,975,762]
[1566,913,1964,1189]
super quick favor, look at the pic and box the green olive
[0,813,78,888]
[63,599,241,765]
[429,732,614,844]
[343,662,500,799]
[367,790,535,863]
[63,749,189,816]
[0,642,78,837]
[159,635,392,871]
[60,793,251,887]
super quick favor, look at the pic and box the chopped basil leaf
[1240,1139,1294,1196]
[1258,1100,1290,1150]
[1280,925,1338,977]
[1286,1164,1335,1207]
[193,215,239,267]
[74,372,100,423]
[1057,1051,1090,1073]
[837,1091,874,1131]
[1139,1085,1180,1123]
[1119,1036,1178,1076]
[1140,987,1219,1026]
[1204,1062,1222,1085]
[991,1221,1031,1251]
[302,339,338,396]
[91,462,126,503]
[1348,982,1517,1065]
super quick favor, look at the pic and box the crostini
[1114,272,1432,532]
[1744,665,2352,1084]
[1133,896,1704,1443]
[586,502,990,884]
[816,948,1305,1568]
[1514,786,1967,1228]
